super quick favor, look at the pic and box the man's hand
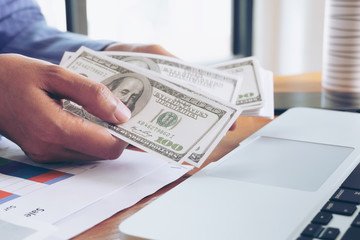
[0,54,131,163]
[104,43,176,57]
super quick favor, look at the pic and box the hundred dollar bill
[184,105,240,167]
[103,51,243,105]
[62,47,241,166]
[60,50,243,105]
[211,57,264,110]
[59,51,73,65]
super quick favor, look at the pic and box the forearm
[2,20,114,64]
[0,0,114,64]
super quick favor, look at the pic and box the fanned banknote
[105,51,243,105]
[61,51,273,118]
[211,57,264,110]
[61,47,241,166]
[105,52,273,119]
[106,53,264,111]
[61,51,242,104]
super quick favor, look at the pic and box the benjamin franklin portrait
[104,73,152,116]
[64,73,152,126]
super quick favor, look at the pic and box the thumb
[46,67,131,124]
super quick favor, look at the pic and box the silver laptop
[119,107,360,240]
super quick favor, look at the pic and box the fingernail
[114,103,131,123]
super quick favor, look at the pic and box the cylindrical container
[322,0,360,92]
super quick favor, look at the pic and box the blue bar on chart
[0,157,73,185]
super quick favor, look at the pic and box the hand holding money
[0,54,130,163]
[61,47,240,167]
[60,47,273,167]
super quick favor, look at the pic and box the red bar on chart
[0,190,20,204]
[0,190,12,199]
[28,170,72,184]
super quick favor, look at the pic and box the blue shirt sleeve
[0,0,115,64]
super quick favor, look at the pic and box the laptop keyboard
[297,162,360,240]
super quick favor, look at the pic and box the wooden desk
[73,72,322,240]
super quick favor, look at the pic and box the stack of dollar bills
[60,47,273,167]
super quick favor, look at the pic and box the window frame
[232,0,253,57]
[65,0,253,57]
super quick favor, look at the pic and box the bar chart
[0,190,20,204]
[0,157,73,204]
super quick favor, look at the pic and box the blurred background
[37,0,325,76]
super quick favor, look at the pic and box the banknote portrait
[64,73,152,126]
[103,73,152,116]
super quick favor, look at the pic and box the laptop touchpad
[206,136,353,191]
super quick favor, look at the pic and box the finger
[44,66,131,124]
[22,89,128,161]
[229,121,237,131]
[104,43,177,58]
[22,113,127,162]
[25,146,103,163]
[58,110,128,160]
[134,44,176,57]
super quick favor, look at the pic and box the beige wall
[253,0,325,75]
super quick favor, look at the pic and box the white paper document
[0,138,192,239]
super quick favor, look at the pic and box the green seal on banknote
[157,112,178,128]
